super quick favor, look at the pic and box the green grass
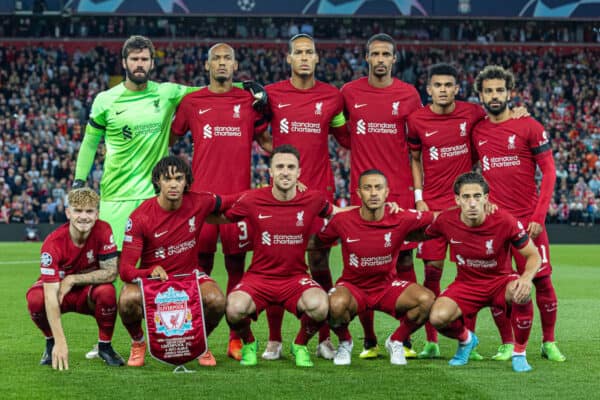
[2,243,599,399]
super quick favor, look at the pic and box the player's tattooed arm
[57,256,118,303]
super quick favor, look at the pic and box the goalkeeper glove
[72,179,86,189]
[243,81,268,112]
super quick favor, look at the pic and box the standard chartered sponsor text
[490,155,521,168]
[273,234,304,245]
[360,254,393,267]
[290,121,321,134]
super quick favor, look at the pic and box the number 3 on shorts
[238,221,248,241]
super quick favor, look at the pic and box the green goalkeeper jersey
[80,81,196,201]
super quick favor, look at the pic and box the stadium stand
[0,18,599,227]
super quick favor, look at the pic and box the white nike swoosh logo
[425,130,438,137]
[354,104,367,109]
[198,108,212,114]
[278,103,291,109]
[239,242,250,248]
[258,214,272,219]
[346,238,360,243]
[154,231,168,238]
[450,239,462,244]
[478,140,488,146]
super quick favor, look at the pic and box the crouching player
[426,172,540,372]
[26,188,124,370]
[314,169,435,366]
[118,156,229,367]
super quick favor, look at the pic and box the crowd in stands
[0,39,598,227]
[3,15,600,44]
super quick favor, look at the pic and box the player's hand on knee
[296,180,307,192]
[243,80,268,112]
[484,201,498,215]
[150,266,168,281]
[512,277,532,304]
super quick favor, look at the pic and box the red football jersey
[39,220,117,283]
[318,208,434,290]
[407,101,486,209]
[225,187,332,277]
[472,117,552,218]
[120,192,221,282]
[425,208,529,284]
[341,77,422,207]
[171,87,267,194]
[266,80,343,199]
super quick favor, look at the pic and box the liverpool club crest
[154,287,193,337]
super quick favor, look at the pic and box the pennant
[139,272,207,366]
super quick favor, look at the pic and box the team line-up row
[27,33,564,372]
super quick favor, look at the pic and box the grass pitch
[1,242,599,399]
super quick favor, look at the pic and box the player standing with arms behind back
[260,33,348,361]
[171,42,271,361]
[340,33,421,359]
[472,65,565,362]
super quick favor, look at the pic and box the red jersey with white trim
[472,117,552,218]
[171,87,267,194]
[407,101,486,209]
[119,192,221,282]
[318,208,434,289]
[39,220,117,283]
[425,208,529,285]
[225,187,332,277]
[266,80,343,199]
[341,77,421,206]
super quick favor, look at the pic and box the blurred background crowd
[0,16,598,227]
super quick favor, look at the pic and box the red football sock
[390,316,420,342]
[438,318,468,341]
[123,321,144,342]
[294,314,324,346]
[511,300,533,353]
[266,305,284,342]
[228,317,255,344]
[332,324,353,342]
[423,264,442,342]
[534,276,558,342]
[358,310,377,343]
[225,253,246,341]
[26,286,52,337]
[310,269,333,342]
[463,313,477,332]
[491,306,514,344]
[90,284,117,342]
[198,253,215,276]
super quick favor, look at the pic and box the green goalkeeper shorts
[99,199,145,251]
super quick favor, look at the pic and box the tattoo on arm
[69,256,118,286]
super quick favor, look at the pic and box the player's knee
[225,295,249,322]
[203,290,226,317]
[429,306,452,329]
[92,284,117,306]
[328,293,349,319]
[417,288,436,311]
[118,285,142,317]
[26,288,45,314]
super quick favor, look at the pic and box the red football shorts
[26,280,112,315]
[336,279,412,318]
[440,274,519,317]
[231,273,323,318]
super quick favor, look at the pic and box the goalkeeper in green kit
[74,35,266,250]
